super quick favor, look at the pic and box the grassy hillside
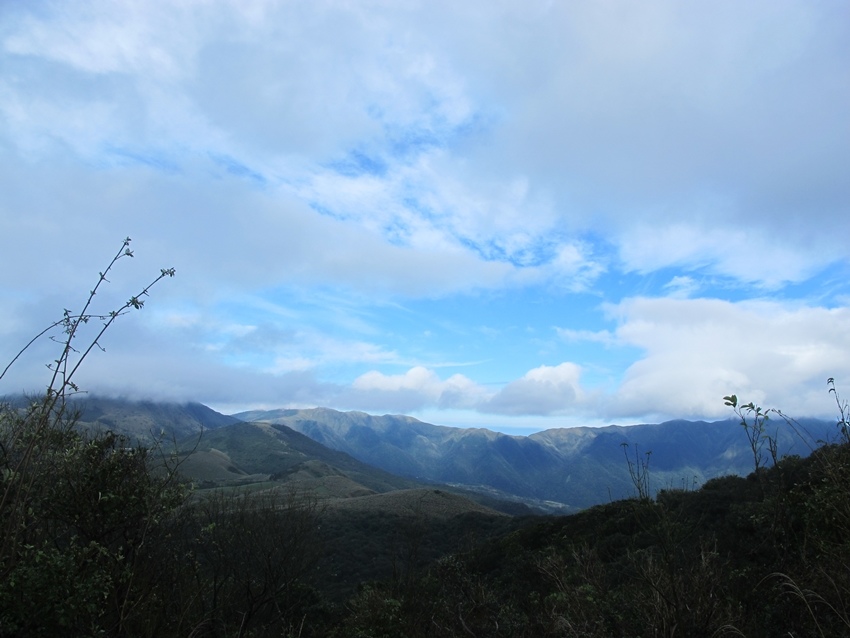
[177,419,426,493]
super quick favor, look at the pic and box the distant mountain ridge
[36,396,520,513]
[2,395,238,443]
[29,396,837,512]
[234,407,836,511]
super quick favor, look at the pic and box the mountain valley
[63,396,836,512]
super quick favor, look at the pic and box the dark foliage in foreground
[4,387,850,637]
[335,437,850,638]
[0,396,328,637]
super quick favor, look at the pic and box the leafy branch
[622,442,652,501]
[0,238,175,570]
[723,394,779,477]
[0,237,175,408]
[828,378,850,444]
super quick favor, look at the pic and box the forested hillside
[335,438,850,637]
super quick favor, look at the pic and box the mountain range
[52,395,838,513]
[232,406,835,511]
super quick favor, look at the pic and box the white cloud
[3,1,196,78]
[4,0,846,290]
[617,223,824,287]
[347,366,488,413]
[0,160,517,300]
[483,363,585,416]
[605,297,850,420]
[664,276,699,299]
[334,363,590,417]
[1,1,848,431]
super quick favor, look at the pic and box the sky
[1,1,849,434]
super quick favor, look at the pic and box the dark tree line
[0,400,324,636]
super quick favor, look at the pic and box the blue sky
[1,1,849,433]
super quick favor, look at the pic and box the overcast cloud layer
[1,1,848,432]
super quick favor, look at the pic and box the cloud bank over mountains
[1,1,848,430]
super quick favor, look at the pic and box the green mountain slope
[180,419,423,495]
[68,395,238,443]
[236,407,836,511]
